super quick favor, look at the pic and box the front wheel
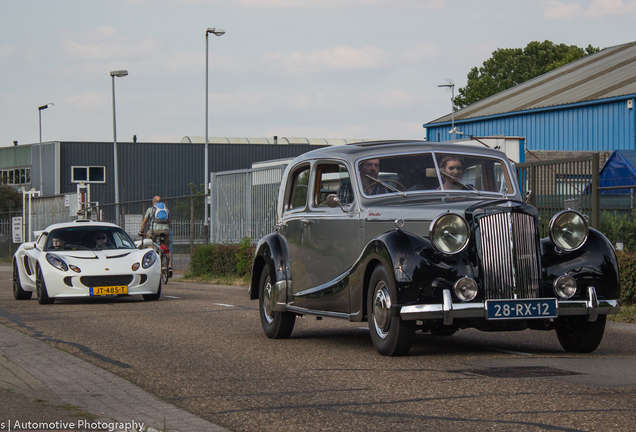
[367,265,414,356]
[259,265,295,339]
[556,315,606,353]
[161,254,169,285]
[13,260,32,300]
[36,266,54,305]
[143,280,162,301]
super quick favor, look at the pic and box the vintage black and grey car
[249,141,621,356]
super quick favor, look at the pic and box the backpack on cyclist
[152,202,170,224]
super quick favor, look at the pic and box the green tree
[454,41,601,109]
[0,184,22,212]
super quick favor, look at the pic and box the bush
[600,211,636,252]
[618,251,636,305]
[188,238,255,277]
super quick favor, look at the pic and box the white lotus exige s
[12,220,162,304]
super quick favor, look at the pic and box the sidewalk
[0,267,225,432]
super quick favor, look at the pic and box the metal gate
[516,155,600,237]
[210,165,285,244]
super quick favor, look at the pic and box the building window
[72,166,106,183]
[0,168,31,185]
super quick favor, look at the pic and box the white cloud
[544,0,636,19]
[543,1,583,19]
[60,26,161,61]
[127,0,445,8]
[0,44,17,60]
[584,0,636,16]
[402,42,442,63]
[263,45,390,73]
[65,92,109,113]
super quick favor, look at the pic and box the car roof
[44,219,121,233]
[290,140,509,164]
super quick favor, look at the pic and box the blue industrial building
[424,41,636,154]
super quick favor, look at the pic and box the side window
[314,163,354,206]
[287,165,310,211]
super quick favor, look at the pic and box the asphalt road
[3,269,636,431]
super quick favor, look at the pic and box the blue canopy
[598,150,636,195]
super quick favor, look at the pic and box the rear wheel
[13,260,32,300]
[556,315,606,353]
[367,265,414,356]
[36,266,54,305]
[259,265,295,339]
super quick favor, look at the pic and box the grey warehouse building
[0,137,368,210]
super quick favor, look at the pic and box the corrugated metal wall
[426,98,636,151]
[58,141,325,210]
[0,145,32,169]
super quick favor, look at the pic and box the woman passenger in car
[439,156,465,190]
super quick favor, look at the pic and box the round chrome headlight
[454,277,478,301]
[430,213,470,254]
[549,210,588,251]
[553,275,577,299]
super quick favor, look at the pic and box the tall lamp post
[205,27,225,242]
[438,80,457,138]
[38,103,54,192]
[111,70,128,226]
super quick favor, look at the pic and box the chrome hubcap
[263,278,274,324]
[373,282,391,339]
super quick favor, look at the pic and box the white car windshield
[46,227,136,251]
[356,152,513,196]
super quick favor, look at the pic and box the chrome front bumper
[400,287,621,325]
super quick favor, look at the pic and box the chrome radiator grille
[478,212,540,300]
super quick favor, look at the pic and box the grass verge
[608,304,636,324]
[179,273,250,287]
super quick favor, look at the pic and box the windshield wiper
[365,174,407,198]
[440,172,482,196]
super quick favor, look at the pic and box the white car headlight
[549,210,588,251]
[430,213,470,254]
[46,253,69,272]
[142,250,157,269]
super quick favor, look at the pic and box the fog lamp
[553,275,577,299]
[454,277,478,301]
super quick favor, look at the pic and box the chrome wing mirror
[326,194,348,213]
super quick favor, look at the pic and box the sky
[1,0,635,147]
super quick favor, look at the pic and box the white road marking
[215,303,235,307]
[163,295,179,299]
[487,348,535,356]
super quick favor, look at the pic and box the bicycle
[139,232,171,285]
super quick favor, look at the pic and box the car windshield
[356,152,513,196]
[45,226,136,251]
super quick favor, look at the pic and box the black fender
[541,228,620,300]
[250,232,290,301]
[347,228,476,321]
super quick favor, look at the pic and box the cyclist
[140,196,172,277]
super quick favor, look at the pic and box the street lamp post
[205,27,225,243]
[438,80,456,138]
[38,103,54,192]
[111,70,128,226]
